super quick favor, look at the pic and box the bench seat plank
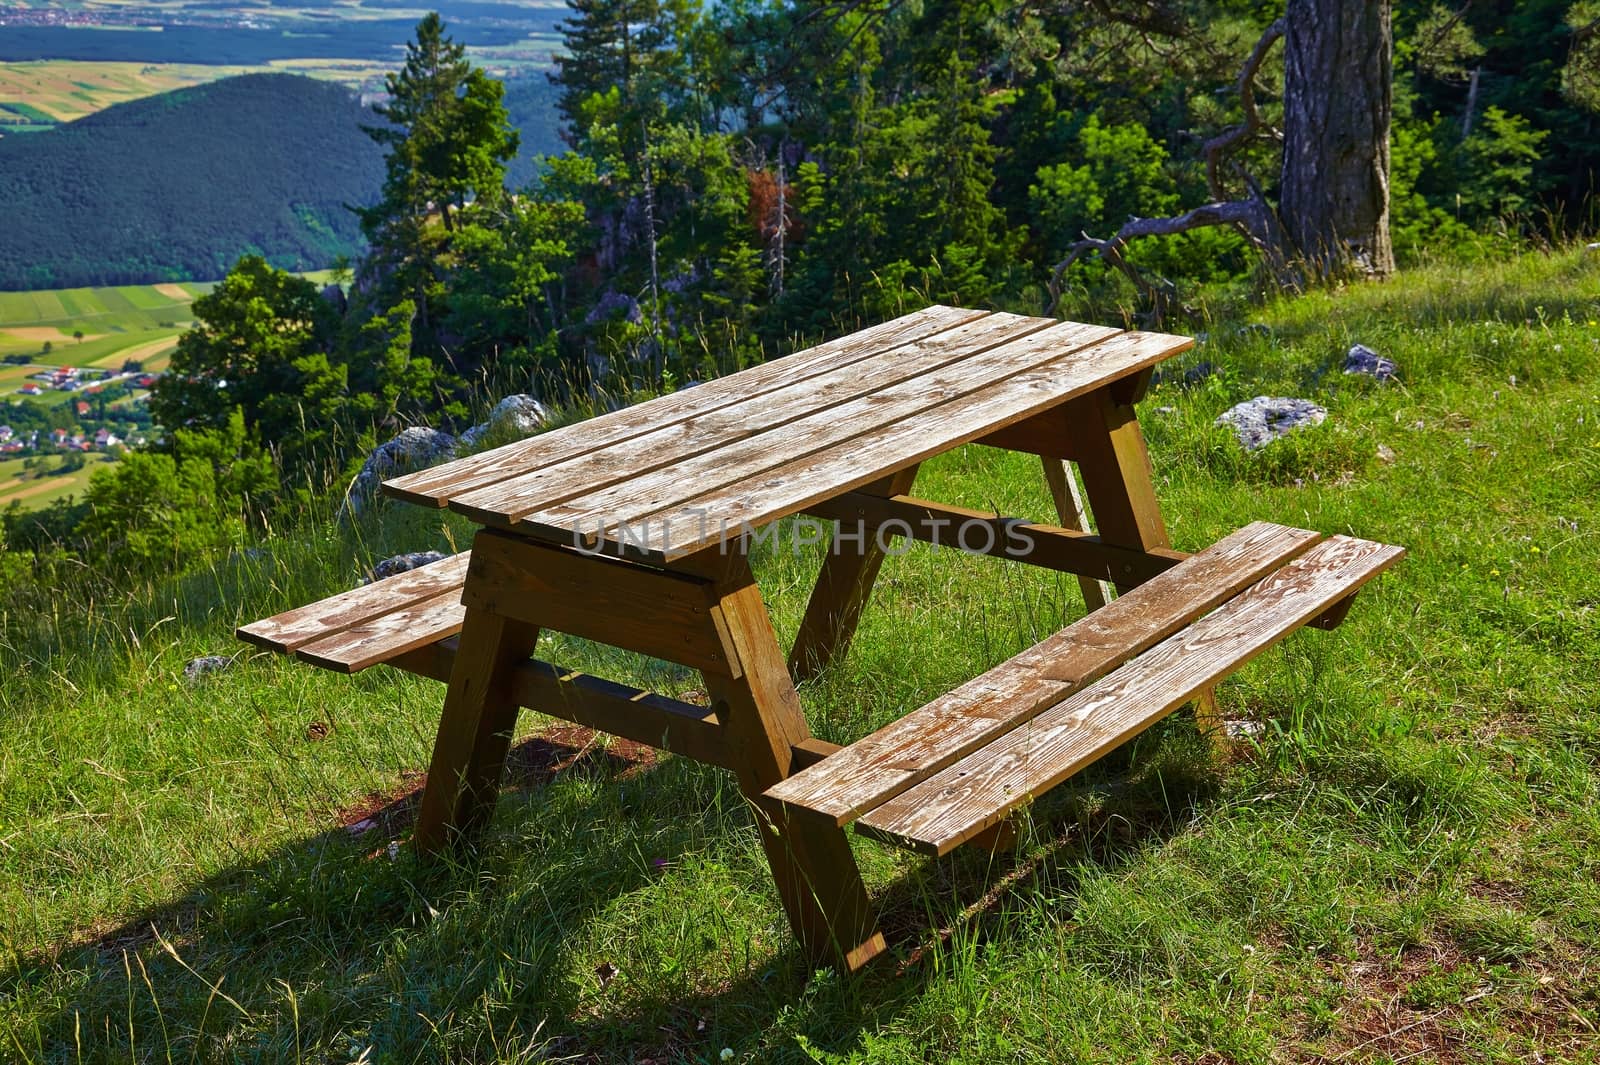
[237,552,471,653]
[384,305,987,508]
[293,589,468,674]
[855,535,1405,855]
[764,521,1322,826]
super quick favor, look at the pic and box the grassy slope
[1,250,1598,1062]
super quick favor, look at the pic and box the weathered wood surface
[388,639,728,765]
[384,305,985,508]
[703,556,888,972]
[448,314,1054,528]
[619,330,1193,559]
[414,607,542,852]
[237,552,470,653]
[294,589,467,673]
[515,321,1126,546]
[765,522,1323,826]
[461,529,739,676]
[855,535,1405,854]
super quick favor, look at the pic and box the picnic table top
[383,305,1193,561]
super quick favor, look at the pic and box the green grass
[2,249,1600,1062]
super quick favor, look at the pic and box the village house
[19,384,42,396]
[75,400,91,417]
[0,425,11,442]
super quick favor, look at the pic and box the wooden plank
[447,314,1053,527]
[523,322,1144,553]
[237,552,470,653]
[414,608,542,852]
[631,330,1195,559]
[703,556,886,972]
[294,589,467,673]
[856,535,1406,855]
[763,522,1322,827]
[801,492,1188,585]
[384,305,988,508]
[1060,388,1169,574]
[461,529,739,676]
[974,410,1077,459]
[788,466,921,683]
[1042,458,1111,611]
[509,660,726,766]
[387,640,728,766]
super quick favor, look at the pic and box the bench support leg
[788,464,921,683]
[414,606,541,853]
[710,559,886,972]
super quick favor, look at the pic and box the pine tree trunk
[1279,0,1395,279]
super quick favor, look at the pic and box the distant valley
[0,0,567,291]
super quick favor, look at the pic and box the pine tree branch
[1203,17,1285,200]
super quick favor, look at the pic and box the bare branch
[1045,192,1296,325]
[1203,17,1285,200]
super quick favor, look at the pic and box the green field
[0,281,205,395]
[0,452,117,511]
[0,282,192,509]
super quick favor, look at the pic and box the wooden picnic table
[240,305,1403,971]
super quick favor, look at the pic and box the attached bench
[237,549,729,764]
[240,519,1402,864]
[764,521,1404,855]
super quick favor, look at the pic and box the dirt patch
[1302,936,1597,1061]
[151,284,192,301]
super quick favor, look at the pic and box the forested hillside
[0,74,383,289]
[3,2,1598,598]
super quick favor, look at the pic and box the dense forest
[0,72,566,289]
[3,0,1598,599]
[0,75,384,288]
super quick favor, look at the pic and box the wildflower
[1530,545,1541,554]
[721,1049,735,1061]
[1490,568,1501,577]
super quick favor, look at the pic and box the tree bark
[1279,0,1395,279]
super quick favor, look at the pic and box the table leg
[1041,457,1112,612]
[1062,386,1222,742]
[1061,387,1170,578]
[788,465,920,682]
[414,605,541,853]
[708,558,886,971]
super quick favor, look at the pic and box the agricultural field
[0,58,394,131]
[0,282,201,510]
[0,281,205,386]
[0,452,117,511]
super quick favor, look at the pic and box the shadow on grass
[2,723,1220,1062]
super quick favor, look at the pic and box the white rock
[458,394,551,450]
[1343,344,1396,382]
[1215,397,1328,451]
